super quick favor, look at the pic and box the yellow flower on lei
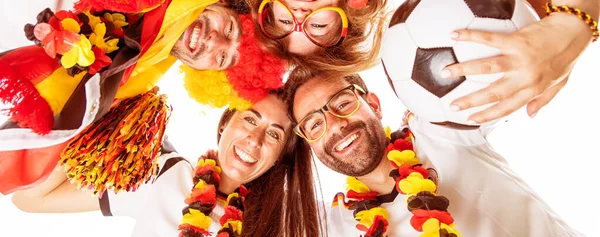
[89,23,119,53]
[193,179,208,190]
[227,192,240,204]
[61,18,80,33]
[103,12,129,29]
[221,220,243,235]
[355,207,389,228]
[385,126,392,139]
[181,209,212,230]
[61,35,95,68]
[197,159,222,174]
[388,149,420,167]
[83,10,103,29]
[420,218,461,237]
[398,172,436,195]
[346,177,372,193]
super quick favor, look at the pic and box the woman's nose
[290,8,311,23]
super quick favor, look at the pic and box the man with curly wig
[0,0,285,195]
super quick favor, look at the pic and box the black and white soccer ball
[381,0,539,126]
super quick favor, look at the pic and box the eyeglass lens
[260,2,343,46]
[299,89,358,140]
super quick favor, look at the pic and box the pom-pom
[59,90,171,195]
[0,60,53,134]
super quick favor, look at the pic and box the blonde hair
[249,0,389,75]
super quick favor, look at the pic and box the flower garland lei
[333,128,461,237]
[179,150,249,237]
[24,7,132,76]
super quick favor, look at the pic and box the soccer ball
[381,0,539,126]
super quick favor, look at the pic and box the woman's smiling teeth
[336,134,359,152]
[235,146,258,164]
[189,24,201,50]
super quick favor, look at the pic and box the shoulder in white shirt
[99,152,227,237]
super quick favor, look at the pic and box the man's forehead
[293,78,350,119]
[205,5,239,17]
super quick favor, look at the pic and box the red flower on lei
[52,10,81,23]
[386,137,413,154]
[397,163,429,180]
[184,185,217,206]
[363,216,389,236]
[410,210,455,232]
[33,10,84,58]
[178,224,211,236]
[220,206,243,225]
[89,47,112,74]
[194,161,222,183]
[347,189,378,201]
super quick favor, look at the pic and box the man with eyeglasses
[284,72,580,236]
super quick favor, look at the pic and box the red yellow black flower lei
[24,7,133,77]
[333,128,461,237]
[179,150,249,237]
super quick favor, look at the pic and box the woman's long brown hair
[216,89,324,237]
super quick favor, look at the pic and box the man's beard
[317,118,388,177]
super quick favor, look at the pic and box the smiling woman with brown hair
[11,90,324,237]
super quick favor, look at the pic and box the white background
[1,1,599,236]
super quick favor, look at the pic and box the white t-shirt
[99,153,227,237]
[326,116,581,237]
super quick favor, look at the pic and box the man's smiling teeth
[336,134,359,152]
[189,24,201,49]
[235,147,257,164]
